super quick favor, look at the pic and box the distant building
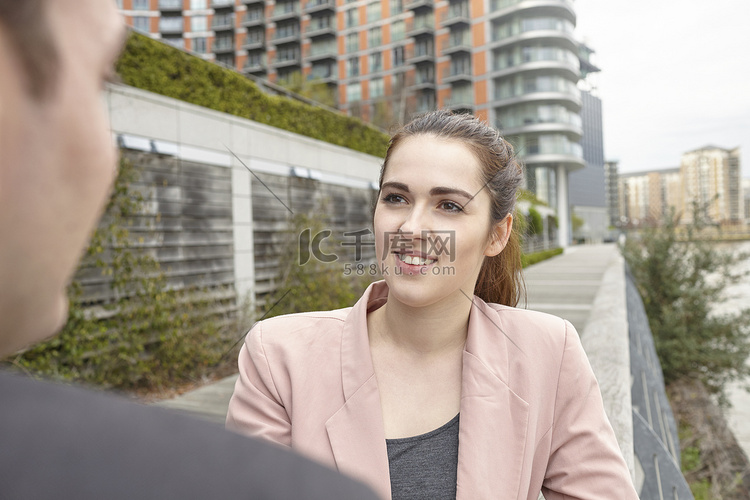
[680,146,742,224]
[604,160,619,227]
[744,178,750,222]
[569,90,607,243]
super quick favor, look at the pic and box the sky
[573,0,750,177]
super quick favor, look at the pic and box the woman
[226,111,638,499]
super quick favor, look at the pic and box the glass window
[133,0,150,10]
[392,45,405,66]
[191,15,207,31]
[368,27,381,47]
[370,77,384,98]
[163,37,184,48]
[390,20,404,42]
[347,57,359,77]
[159,16,183,31]
[192,37,207,53]
[116,0,124,8]
[190,0,206,8]
[347,82,362,102]
[366,1,380,22]
[369,51,382,72]
[132,16,150,32]
[345,8,358,28]
[390,0,402,15]
[346,32,359,52]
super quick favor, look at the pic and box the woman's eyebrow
[381,181,409,192]
[429,187,472,199]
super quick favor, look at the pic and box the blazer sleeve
[541,320,639,500]
[225,321,292,448]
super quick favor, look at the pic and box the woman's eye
[382,193,406,204]
[440,201,463,212]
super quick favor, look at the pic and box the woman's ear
[485,214,513,257]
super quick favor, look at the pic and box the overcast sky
[573,0,750,177]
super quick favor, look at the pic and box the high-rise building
[604,160,619,228]
[118,0,587,247]
[680,146,742,225]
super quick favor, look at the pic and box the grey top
[386,413,460,500]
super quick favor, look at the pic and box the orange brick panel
[474,80,487,105]
[473,50,486,76]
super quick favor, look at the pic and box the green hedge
[521,247,563,268]
[116,32,390,157]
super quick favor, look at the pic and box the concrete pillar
[556,164,569,248]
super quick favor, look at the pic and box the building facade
[118,0,586,247]
[616,146,742,228]
[680,146,742,225]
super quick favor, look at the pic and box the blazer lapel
[325,282,391,500]
[457,296,530,500]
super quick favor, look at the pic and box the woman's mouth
[396,253,437,266]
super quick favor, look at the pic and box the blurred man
[0,1,377,498]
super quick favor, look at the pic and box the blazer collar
[326,282,530,500]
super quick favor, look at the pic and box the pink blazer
[226,281,638,500]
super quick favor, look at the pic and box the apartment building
[617,145,743,228]
[680,145,742,224]
[118,0,586,246]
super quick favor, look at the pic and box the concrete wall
[106,83,382,306]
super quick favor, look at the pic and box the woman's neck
[368,287,474,356]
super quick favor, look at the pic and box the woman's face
[374,135,510,309]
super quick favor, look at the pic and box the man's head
[0,0,126,356]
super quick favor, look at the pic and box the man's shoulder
[0,370,377,499]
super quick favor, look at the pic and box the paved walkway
[156,244,620,424]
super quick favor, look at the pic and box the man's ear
[485,214,513,257]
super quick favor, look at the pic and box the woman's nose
[398,205,430,240]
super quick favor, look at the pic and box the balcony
[270,4,301,22]
[442,36,471,55]
[442,66,472,84]
[406,17,434,38]
[211,16,235,31]
[242,35,265,50]
[243,58,267,75]
[212,0,235,9]
[272,50,301,68]
[159,0,183,12]
[406,46,435,64]
[305,45,337,62]
[213,39,235,53]
[444,94,474,113]
[441,8,470,27]
[304,0,335,14]
[305,22,336,38]
[242,0,265,6]
[310,66,337,84]
[411,74,436,91]
[405,0,434,11]
[271,29,300,45]
[159,18,183,34]
[241,12,264,27]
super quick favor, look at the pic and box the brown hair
[0,0,58,98]
[379,110,526,307]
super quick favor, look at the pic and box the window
[347,82,362,102]
[159,16,183,31]
[190,0,206,8]
[368,27,381,47]
[133,0,150,10]
[346,32,359,52]
[217,54,235,67]
[116,0,124,8]
[366,1,380,22]
[392,45,405,67]
[164,37,184,48]
[369,51,382,72]
[191,15,207,31]
[390,20,404,42]
[345,8,358,28]
[370,77,384,98]
[132,16,150,32]
[277,45,299,62]
[390,0,402,15]
[192,37,207,53]
[346,57,359,77]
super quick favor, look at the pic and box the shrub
[115,32,389,158]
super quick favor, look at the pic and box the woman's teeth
[398,254,436,266]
